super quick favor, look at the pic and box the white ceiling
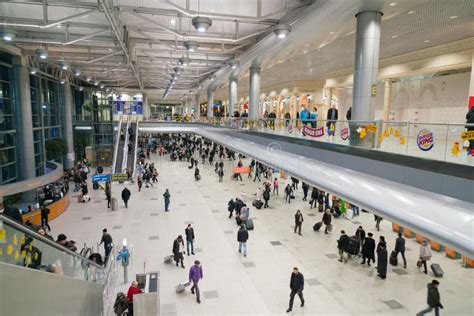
[1,0,472,101]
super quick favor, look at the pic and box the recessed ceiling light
[449,15,458,19]
[389,2,398,6]
[56,24,63,28]
[329,31,335,35]
[408,10,416,15]
[170,18,176,26]
[391,35,398,38]
[424,40,430,43]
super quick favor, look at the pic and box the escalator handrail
[112,119,122,171]
[132,121,139,178]
[121,118,131,173]
[0,213,104,270]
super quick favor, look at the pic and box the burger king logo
[417,128,434,151]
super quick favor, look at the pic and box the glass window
[0,133,14,149]
[2,163,16,182]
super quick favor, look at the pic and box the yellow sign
[6,244,13,255]
[461,131,474,140]
[367,124,377,133]
[13,234,17,246]
[14,250,19,260]
[0,228,5,242]
[378,134,383,143]
[359,127,367,139]
[371,84,377,96]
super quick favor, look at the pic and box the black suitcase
[390,251,398,266]
[431,263,444,277]
[313,222,322,231]
[252,199,263,209]
[245,218,254,230]
[346,237,360,255]
[236,216,243,226]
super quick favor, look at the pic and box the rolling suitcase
[252,199,263,209]
[175,281,191,293]
[313,222,323,231]
[346,237,360,256]
[164,255,174,264]
[245,218,254,230]
[431,263,444,277]
[390,251,398,266]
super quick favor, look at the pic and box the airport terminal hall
[1,0,474,315]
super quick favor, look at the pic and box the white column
[194,94,200,118]
[16,61,36,180]
[207,89,214,118]
[229,76,238,117]
[382,79,392,122]
[63,81,74,169]
[352,11,382,121]
[142,93,151,119]
[248,66,261,119]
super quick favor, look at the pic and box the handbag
[416,260,422,268]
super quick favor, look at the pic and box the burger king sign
[417,128,434,151]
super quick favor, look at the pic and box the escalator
[0,214,118,315]
[114,122,128,174]
[126,122,138,175]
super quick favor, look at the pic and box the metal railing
[111,119,122,170]
[145,117,474,166]
[121,118,131,173]
[132,120,139,178]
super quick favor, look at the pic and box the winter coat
[337,234,350,250]
[172,239,183,257]
[427,283,442,308]
[377,248,388,277]
[395,237,405,252]
[355,228,366,241]
[228,199,235,212]
[237,228,249,242]
[121,188,131,201]
[290,272,304,291]
[419,244,432,260]
[362,237,376,260]
[322,211,332,225]
[295,212,304,224]
[185,227,195,241]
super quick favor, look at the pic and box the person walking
[121,187,131,208]
[374,214,383,231]
[302,182,309,201]
[309,187,318,209]
[416,280,443,316]
[377,243,388,279]
[284,184,293,204]
[172,235,185,268]
[355,226,366,256]
[237,224,249,257]
[394,232,407,268]
[286,267,305,313]
[273,177,279,195]
[263,189,270,208]
[361,232,376,266]
[163,189,171,212]
[99,228,113,263]
[294,210,304,235]
[218,168,224,182]
[105,188,111,209]
[337,230,350,263]
[189,260,203,304]
[40,205,51,232]
[137,176,143,192]
[418,240,432,274]
[322,208,332,234]
[185,224,195,256]
[127,280,143,315]
[228,198,235,218]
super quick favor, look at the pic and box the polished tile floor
[52,153,473,315]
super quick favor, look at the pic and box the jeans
[104,245,112,264]
[273,187,278,195]
[239,242,247,256]
[294,222,302,234]
[289,289,304,309]
[74,182,80,192]
[395,250,407,267]
[187,240,194,255]
[165,201,170,211]
[339,249,346,262]
[417,306,440,316]
[191,280,200,302]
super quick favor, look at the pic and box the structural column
[248,66,261,119]
[15,61,36,181]
[63,80,75,169]
[229,76,238,117]
[382,79,392,122]
[207,89,214,118]
[194,94,200,119]
[352,10,382,121]
[142,93,151,119]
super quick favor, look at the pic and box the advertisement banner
[417,128,434,151]
[233,166,251,174]
[461,131,474,140]
[367,124,377,133]
[302,125,324,138]
[111,173,128,182]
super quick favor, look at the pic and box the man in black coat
[326,104,339,135]
[185,224,195,256]
[361,232,376,266]
[227,198,235,218]
[99,228,113,263]
[40,205,51,232]
[355,226,366,256]
[121,187,131,208]
[337,230,350,263]
[172,235,185,268]
[237,224,249,257]
[417,280,443,316]
[394,232,407,268]
[377,243,388,279]
[287,267,305,313]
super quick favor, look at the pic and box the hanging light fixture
[228,59,239,69]
[60,79,66,85]
[59,61,69,70]
[36,48,49,59]
[192,16,212,32]
[1,28,17,42]
[29,67,38,75]
[73,68,81,76]
[183,41,198,52]
[272,24,292,39]
[100,83,105,89]
[209,75,215,82]
[179,57,191,66]
[86,77,92,82]
[171,73,179,79]
[174,66,183,75]
[78,86,84,91]
[94,80,100,86]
